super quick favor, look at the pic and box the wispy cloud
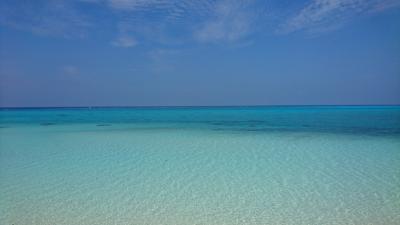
[112,34,137,47]
[279,0,400,35]
[107,0,217,45]
[195,0,262,43]
[0,0,398,43]
[0,0,92,38]
[108,0,169,11]
[0,0,266,44]
[372,0,400,12]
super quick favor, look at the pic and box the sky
[0,0,399,107]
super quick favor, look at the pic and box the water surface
[1,106,399,224]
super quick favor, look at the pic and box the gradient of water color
[1,106,399,225]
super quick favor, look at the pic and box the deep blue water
[1,106,400,135]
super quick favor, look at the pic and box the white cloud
[112,34,138,47]
[195,0,260,43]
[108,0,169,11]
[279,0,400,35]
[0,0,92,38]
[372,0,400,12]
[103,0,214,45]
[0,0,262,44]
[1,0,399,44]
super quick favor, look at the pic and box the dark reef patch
[40,122,56,126]
[96,124,111,127]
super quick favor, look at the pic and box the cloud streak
[0,0,399,43]
[279,0,400,34]
[0,0,92,38]
[112,34,137,47]
[108,0,169,11]
[195,0,262,43]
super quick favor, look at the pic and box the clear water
[1,106,399,225]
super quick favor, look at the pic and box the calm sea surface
[1,106,399,224]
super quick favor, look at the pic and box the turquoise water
[1,106,399,224]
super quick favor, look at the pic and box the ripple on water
[0,125,399,225]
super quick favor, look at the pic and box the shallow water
[1,106,399,224]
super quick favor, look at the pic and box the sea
[0,106,399,224]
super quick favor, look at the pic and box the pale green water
[0,107,399,224]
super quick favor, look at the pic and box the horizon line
[1,104,400,109]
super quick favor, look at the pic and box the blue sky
[0,0,399,107]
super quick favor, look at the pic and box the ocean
[1,106,399,224]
